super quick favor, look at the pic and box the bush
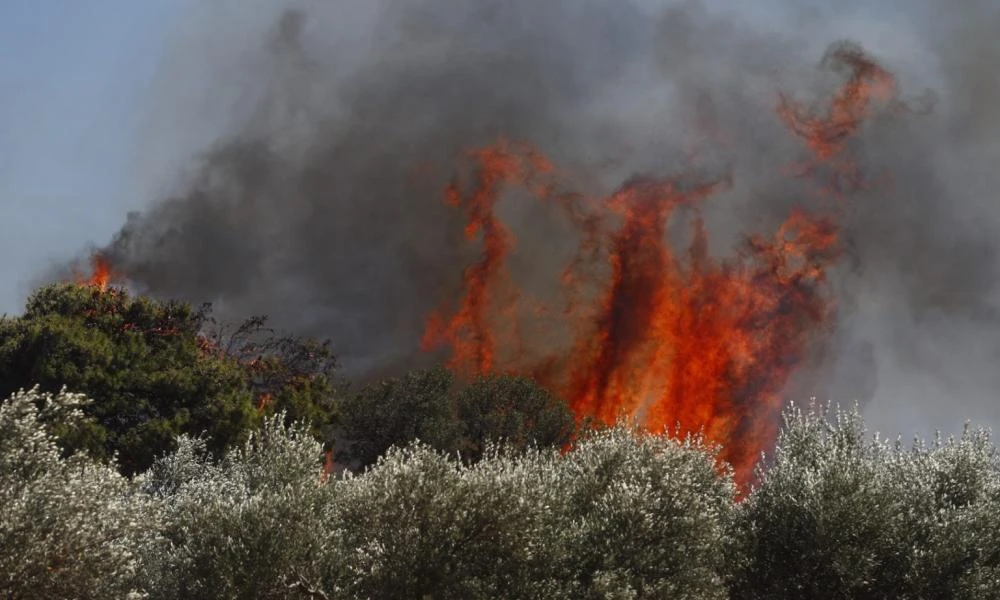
[5,378,999,599]
[138,417,335,600]
[0,387,154,599]
[331,444,548,599]
[454,373,576,462]
[906,426,1000,599]
[333,366,461,468]
[731,403,1000,600]
[334,368,576,469]
[331,426,735,599]
[541,427,736,600]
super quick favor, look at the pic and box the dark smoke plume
[79,0,1000,435]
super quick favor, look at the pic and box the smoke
[79,0,1000,436]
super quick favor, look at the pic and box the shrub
[334,368,576,469]
[0,387,154,599]
[732,403,1000,600]
[138,416,335,600]
[540,427,736,600]
[454,373,575,462]
[331,425,735,599]
[0,284,336,475]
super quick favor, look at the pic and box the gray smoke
[86,0,1000,437]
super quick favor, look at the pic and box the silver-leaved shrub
[732,403,1000,600]
[3,386,999,600]
[0,387,155,599]
[137,416,336,600]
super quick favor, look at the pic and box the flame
[422,45,901,486]
[75,254,115,291]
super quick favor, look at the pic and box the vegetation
[2,385,999,599]
[0,387,156,599]
[2,284,998,598]
[335,367,576,468]
[732,405,1000,600]
[0,284,336,474]
[0,285,573,476]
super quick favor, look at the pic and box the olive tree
[137,417,336,600]
[330,425,735,600]
[732,403,1000,600]
[0,387,155,599]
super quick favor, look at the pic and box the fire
[75,254,115,291]
[421,142,533,374]
[422,44,903,485]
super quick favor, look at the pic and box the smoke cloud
[76,0,1000,437]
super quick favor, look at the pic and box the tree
[454,373,575,462]
[331,443,550,599]
[333,366,460,468]
[10,382,998,599]
[198,311,339,442]
[330,426,736,600]
[333,368,577,469]
[0,283,335,474]
[909,427,1000,599]
[541,427,736,599]
[730,405,914,600]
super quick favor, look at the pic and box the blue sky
[0,1,186,314]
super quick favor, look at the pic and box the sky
[0,0,186,314]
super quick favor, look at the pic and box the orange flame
[75,254,115,291]
[422,46,902,486]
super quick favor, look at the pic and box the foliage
[4,383,1000,598]
[198,311,339,442]
[331,444,545,599]
[542,427,736,600]
[910,428,1000,599]
[731,403,1000,600]
[330,426,734,599]
[137,418,335,600]
[454,373,576,462]
[0,284,568,476]
[334,365,460,468]
[0,284,336,474]
[0,386,154,599]
[334,368,576,469]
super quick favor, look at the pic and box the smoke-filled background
[6,0,1000,438]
